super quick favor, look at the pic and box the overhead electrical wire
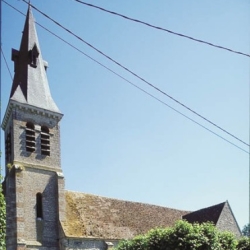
[3,0,249,154]
[73,0,250,59]
[1,47,13,80]
[0,0,2,169]
[20,0,250,148]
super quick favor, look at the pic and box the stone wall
[60,238,119,250]
[4,104,64,250]
[14,167,60,248]
[5,170,17,249]
[11,106,61,169]
[216,202,241,237]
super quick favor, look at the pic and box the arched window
[26,122,35,152]
[36,193,43,219]
[41,126,50,156]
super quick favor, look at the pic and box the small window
[26,122,35,152]
[41,126,50,156]
[36,193,43,219]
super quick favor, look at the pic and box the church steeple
[2,6,64,249]
[9,5,60,115]
[2,4,63,167]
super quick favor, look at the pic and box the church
[2,6,241,250]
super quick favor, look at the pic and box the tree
[242,223,250,237]
[0,170,6,249]
[237,237,250,250]
[116,220,243,250]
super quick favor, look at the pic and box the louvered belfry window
[5,131,11,162]
[41,126,50,156]
[26,122,35,152]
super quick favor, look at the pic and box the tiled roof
[182,202,226,224]
[62,190,189,239]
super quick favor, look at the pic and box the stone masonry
[216,202,241,237]
[7,105,62,169]
[4,104,64,249]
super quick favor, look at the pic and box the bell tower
[2,6,64,250]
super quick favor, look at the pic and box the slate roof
[61,190,189,239]
[182,202,226,225]
[10,6,61,114]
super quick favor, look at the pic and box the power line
[20,0,250,148]
[0,0,2,174]
[4,0,249,154]
[1,47,13,81]
[73,0,250,59]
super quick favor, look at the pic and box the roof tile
[182,202,225,224]
[63,190,189,239]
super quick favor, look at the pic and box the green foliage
[242,223,250,237]
[117,236,147,250]
[116,220,243,250]
[147,227,171,250]
[190,222,220,249]
[0,171,6,250]
[237,237,250,250]
[218,231,237,250]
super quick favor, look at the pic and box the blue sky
[1,0,250,229]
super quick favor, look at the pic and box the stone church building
[2,6,241,250]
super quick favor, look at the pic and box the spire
[10,5,61,114]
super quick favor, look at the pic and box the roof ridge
[65,189,189,212]
[191,201,226,212]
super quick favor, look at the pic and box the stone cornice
[2,99,63,130]
[12,160,64,176]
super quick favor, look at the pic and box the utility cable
[0,0,2,175]
[4,0,249,154]
[73,0,250,59]
[21,0,250,147]
[248,2,250,229]
[1,47,13,81]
